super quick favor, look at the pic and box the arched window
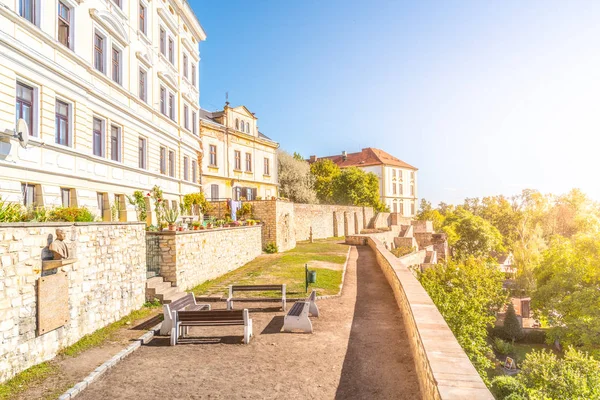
[246,122,250,133]
[235,118,239,130]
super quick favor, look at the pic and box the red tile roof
[313,148,417,170]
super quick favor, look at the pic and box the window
[19,0,36,24]
[61,188,71,207]
[411,171,415,180]
[112,47,121,84]
[210,184,219,201]
[58,1,71,48]
[410,184,415,196]
[264,158,270,175]
[160,147,166,174]
[138,137,147,169]
[183,54,188,78]
[392,169,396,178]
[392,181,397,195]
[192,111,197,135]
[21,183,36,207]
[245,153,252,172]
[168,93,175,120]
[168,150,175,177]
[94,33,104,73]
[110,125,121,162]
[246,122,250,134]
[111,0,121,8]
[184,104,189,130]
[192,161,197,183]
[139,2,147,34]
[16,82,34,135]
[139,68,147,101]
[235,119,239,130]
[93,118,104,157]
[209,145,217,166]
[160,87,166,115]
[160,28,166,56]
[191,64,196,86]
[393,202,397,213]
[183,156,189,181]
[234,150,241,170]
[399,202,404,215]
[97,193,106,220]
[399,170,403,182]
[411,201,415,216]
[168,37,174,64]
[55,100,69,146]
[399,183,403,196]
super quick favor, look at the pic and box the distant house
[308,148,418,216]
[492,252,516,277]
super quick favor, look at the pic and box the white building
[310,148,418,216]
[0,0,205,221]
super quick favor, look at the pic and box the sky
[189,0,600,205]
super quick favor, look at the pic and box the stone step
[146,280,172,294]
[161,291,188,304]
[146,276,168,289]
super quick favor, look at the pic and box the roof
[314,148,417,170]
[491,251,513,264]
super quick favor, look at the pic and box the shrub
[0,198,23,222]
[503,303,524,343]
[391,245,416,258]
[490,376,527,400]
[236,203,253,220]
[520,329,546,344]
[49,207,96,222]
[493,337,514,355]
[264,242,278,254]
[183,192,210,215]
[127,191,147,222]
[22,206,51,222]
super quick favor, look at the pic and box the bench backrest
[177,310,245,322]
[307,290,316,302]
[169,293,195,311]
[231,285,283,292]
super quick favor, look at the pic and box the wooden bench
[282,290,319,333]
[160,293,211,335]
[170,309,252,345]
[227,284,286,311]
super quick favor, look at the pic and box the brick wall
[0,222,146,383]
[146,226,262,291]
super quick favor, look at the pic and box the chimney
[309,155,317,162]
[342,151,347,161]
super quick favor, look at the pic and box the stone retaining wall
[360,236,493,399]
[146,226,262,291]
[0,222,146,383]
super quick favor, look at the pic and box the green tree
[490,376,527,400]
[418,257,506,379]
[278,150,318,203]
[332,167,388,212]
[292,152,304,161]
[516,347,600,399]
[444,208,505,260]
[310,159,340,204]
[533,235,600,350]
[416,199,445,231]
[502,303,524,343]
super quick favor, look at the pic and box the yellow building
[0,0,205,221]
[199,103,279,201]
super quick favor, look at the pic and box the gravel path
[79,245,421,399]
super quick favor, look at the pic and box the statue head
[55,229,65,241]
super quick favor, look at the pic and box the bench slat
[177,310,244,322]
[287,301,308,317]
[178,321,244,326]
[170,294,195,311]
[231,285,283,291]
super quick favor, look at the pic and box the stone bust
[49,229,71,260]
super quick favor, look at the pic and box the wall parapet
[357,236,493,399]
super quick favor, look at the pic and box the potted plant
[164,208,179,231]
[192,221,201,230]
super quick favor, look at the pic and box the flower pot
[168,224,176,231]
[193,226,199,230]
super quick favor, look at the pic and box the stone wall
[362,236,493,399]
[292,204,373,241]
[0,222,146,383]
[146,226,262,291]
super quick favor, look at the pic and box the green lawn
[191,238,349,298]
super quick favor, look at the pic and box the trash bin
[307,270,317,284]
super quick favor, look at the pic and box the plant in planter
[192,221,201,230]
[164,208,179,231]
[127,190,147,222]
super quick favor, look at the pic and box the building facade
[0,0,205,222]
[199,103,279,201]
[310,148,418,216]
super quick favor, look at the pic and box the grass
[60,301,161,357]
[191,238,349,298]
[0,363,57,400]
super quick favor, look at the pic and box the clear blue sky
[190,0,600,205]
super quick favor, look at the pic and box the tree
[443,208,505,260]
[532,235,600,350]
[310,159,340,204]
[502,303,523,343]
[292,152,304,161]
[277,150,318,203]
[516,347,600,399]
[418,257,506,379]
[331,167,388,212]
[416,199,445,231]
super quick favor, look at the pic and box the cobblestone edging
[57,322,161,400]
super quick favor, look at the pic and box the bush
[264,242,278,254]
[391,245,415,258]
[490,376,527,400]
[0,198,23,222]
[236,203,253,220]
[520,329,547,344]
[49,207,96,222]
[503,303,524,342]
[493,337,514,355]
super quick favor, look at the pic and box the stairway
[146,276,187,304]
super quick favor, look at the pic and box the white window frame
[93,29,108,75]
[111,44,124,85]
[19,0,42,26]
[110,124,122,162]
[139,65,148,102]
[92,116,106,158]
[138,136,147,169]
[183,155,189,181]
[183,104,189,130]
[57,0,75,50]
[138,0,148,37]
[15,78,40,138]
[54,96,73,147]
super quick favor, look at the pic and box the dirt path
[79,246,421,399]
